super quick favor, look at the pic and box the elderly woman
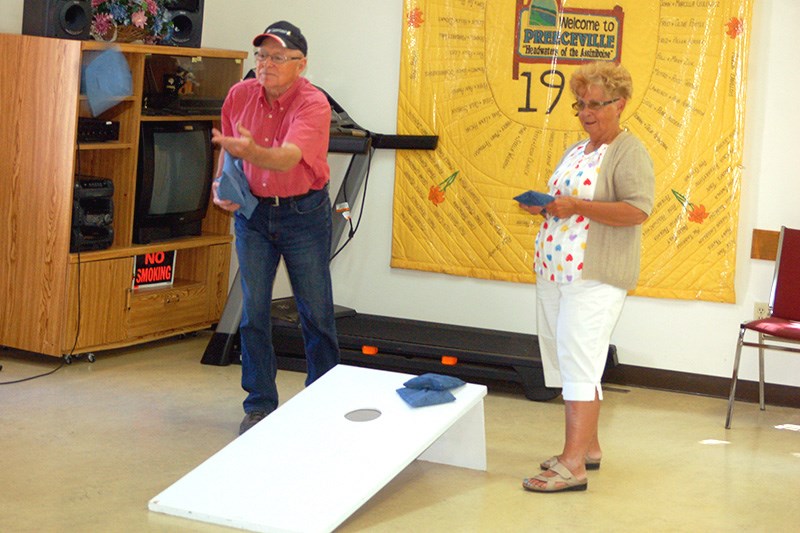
[519,61,655,493]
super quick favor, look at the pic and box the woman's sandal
[523,460,588,493]
[540,454,601,471]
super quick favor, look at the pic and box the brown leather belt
[257,188,319,207]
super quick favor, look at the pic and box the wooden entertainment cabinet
[0,34,247,360]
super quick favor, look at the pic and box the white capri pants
[536,279,627,401]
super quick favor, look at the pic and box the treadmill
[200,90,609,401]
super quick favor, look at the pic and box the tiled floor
[1,332,798,532]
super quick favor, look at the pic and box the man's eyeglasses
[253,52,304,65]
[571,98,620,115]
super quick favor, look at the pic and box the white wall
[3,1,799,387]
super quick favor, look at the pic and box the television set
[134,120,215,244]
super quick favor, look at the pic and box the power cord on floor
[0,358,65,385]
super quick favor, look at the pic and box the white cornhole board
[149,364,487,533]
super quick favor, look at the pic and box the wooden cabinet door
[0,35,81,356]
[64,258,131,352]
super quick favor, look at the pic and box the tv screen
[134,120,214,244]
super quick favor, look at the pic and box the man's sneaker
[239,410,268,435]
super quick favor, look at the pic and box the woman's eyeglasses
[571,98,620,115]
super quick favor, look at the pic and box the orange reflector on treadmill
[362,345,378,355]
[441,356,458,365]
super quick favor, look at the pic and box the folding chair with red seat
[725,226,800,428]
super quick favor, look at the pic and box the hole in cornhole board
[345,408,382,422]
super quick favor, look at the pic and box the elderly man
[212,21,340,435]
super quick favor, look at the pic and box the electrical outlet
[754,302,770,320]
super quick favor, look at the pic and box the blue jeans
[234,187,340,414]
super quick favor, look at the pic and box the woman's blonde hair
[570,61,633,100]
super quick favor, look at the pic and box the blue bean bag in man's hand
[216,152,258,218]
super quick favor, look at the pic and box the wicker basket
[93,24,151,43]
[114,25,150,43]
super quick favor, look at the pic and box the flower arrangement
[91,0,174,43]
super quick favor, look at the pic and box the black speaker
[71,177,114,252]
[165,0,204,48]
[22,0,91,40]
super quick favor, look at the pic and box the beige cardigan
[556,132,655,290]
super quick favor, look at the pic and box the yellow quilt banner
[391,0,753,302]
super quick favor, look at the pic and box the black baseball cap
[252,21,308,56]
